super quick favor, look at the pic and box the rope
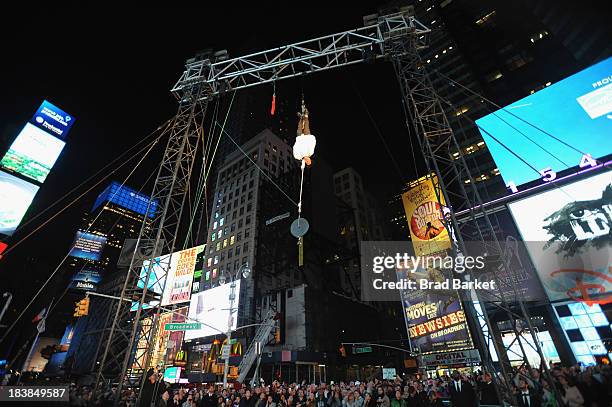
[0,118,173,254]
[297,159,306,226]
[434,69,599,162]
[0,133,162,346]
[214,122,299,207]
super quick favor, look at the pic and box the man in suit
[516,379,541,407]
[202,385,217,407]
[448,371,476,407]
[479,373,499,406]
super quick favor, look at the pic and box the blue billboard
[30,100,75,140]
[70,268,103,291]
[92,181,157,219]
[69,231,107,261]
[476,57,612,187]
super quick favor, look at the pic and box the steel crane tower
[93,7,553,405]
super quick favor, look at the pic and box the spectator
[389,390,406,407]
[478,373,498,406]
[157,390,171,407]
[559,376,584,407]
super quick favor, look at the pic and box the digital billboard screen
[135,245,204,307]
[161,245,204,306]
[476,57,612,187]
[0,171,40,236]
[69,231,107,261]
[30,100,75,139]
[0,123,66,184]
[70,268,103,291]
[184,280,241,340]
[92,181,157,219]
[508,170,612,304]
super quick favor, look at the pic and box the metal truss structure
[94,7,550,405]
[93,86,208,403]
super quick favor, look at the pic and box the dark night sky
[0,3,418,337]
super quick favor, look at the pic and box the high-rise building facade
[197,129,295,325]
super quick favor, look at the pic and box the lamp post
[220,263,250,389]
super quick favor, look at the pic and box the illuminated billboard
[0,123,66,184]
[184,280,241,340]
[476,57,612,187]
[92,181,157,219]
[136,245,204,305]
[0,171,40,236]
[30,100,75,139]
[70,268,103,291]
[161,245,204,306]
[401,174,451,256]
[508,170,612,304]
[69,231,107,261]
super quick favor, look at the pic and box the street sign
[164,322,201,331]
[221,345,230,359]
[353,346,373,354]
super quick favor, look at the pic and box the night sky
[0,3,419,339]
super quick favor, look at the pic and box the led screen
[69,231,107,261]
[476,57,612,187]
[0,171,40,236]
[0,123,66,183]
[30,100,75,139]
[135,245,204,306]
[92,181,157,218]
[184,280,241,340]
[508,170,612,304]
[70,268,103,291]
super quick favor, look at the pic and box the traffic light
[274,327,281,344]
[339,345,346,357]
[74,297,90,317]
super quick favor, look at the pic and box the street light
[219,263,251,388]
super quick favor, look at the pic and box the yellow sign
[401,174,451,256]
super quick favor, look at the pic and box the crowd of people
[58,361,612,407]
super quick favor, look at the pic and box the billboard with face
[508,170,612,304]
[184,280,241,340]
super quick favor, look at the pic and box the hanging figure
[293,98,316,166]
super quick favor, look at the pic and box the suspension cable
[433,69,600,161]
[0,133,163,345]
[1,119,173,257]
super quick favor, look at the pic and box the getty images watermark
[371,252,495,290]
[360,241,510,302]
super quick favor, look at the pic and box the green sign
[353,346,373,354]
[164,322,201,331]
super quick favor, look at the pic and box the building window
[236,246,241,255]
[217,230,222,239]
[245,228,250,238]
[220,217,225,226]
[228,248,233,259]
[205,271,210,281]
[216,242,221,251]
[213,221,218,230]
[246,203,252,212]
[212,268,218,279]
[244,242,249,252]
[237,232,242,242]
[246,215,251,225]
[207,258,212,267]
[214,255,219,265]
[230,235,235,245]
[223,239,228,248]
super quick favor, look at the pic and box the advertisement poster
[401,174,451,256]
[0,123,66,184]
[151,308,188,368]
[0,171,40,236]
[508,170,612,304]
[30,100,75,139]
[398,265,473,354]
[476,57,611,186]
[69,231,107,261]
[70,268,103,291]
[161,245,204,306]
